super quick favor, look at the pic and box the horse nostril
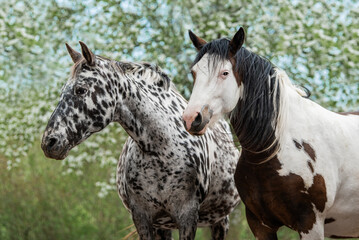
[47,137,58,148]
[192,112,202,128]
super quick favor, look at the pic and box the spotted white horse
[41,42,240,240]
[182,28,359,239]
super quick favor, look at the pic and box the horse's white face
[183,54,241,134]
[182,28,245,135]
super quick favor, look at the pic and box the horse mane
[70,55,172,91]
[115,61,172,91]
[229,48,281,160]
[231,50,310,163]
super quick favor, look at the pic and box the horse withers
[182,28,359,239]
[41,42,240,240]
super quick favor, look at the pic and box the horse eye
[75,86,88,96]
[222,71,229,76]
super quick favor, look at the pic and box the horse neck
[111,66,181,153]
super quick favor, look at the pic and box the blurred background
[0,0,358,239]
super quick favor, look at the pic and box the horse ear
[65,43,82,63]
[79,41,95,66]
[188,30,207,51]
[229,27,245,55]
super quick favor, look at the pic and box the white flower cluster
[95,172,117,198]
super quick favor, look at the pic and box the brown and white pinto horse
[182,28,359,239]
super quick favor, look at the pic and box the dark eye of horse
[223,71,229,76]
[75,86,88,96]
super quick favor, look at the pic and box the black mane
[192,40,280,159]
[115,61,171,91]
[231,48,279,157]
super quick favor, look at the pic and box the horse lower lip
[44,147,69,160]
[189,129,206,136]
[189,125,207,136]
[192,132,205,136]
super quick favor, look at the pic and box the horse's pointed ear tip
[237,27,245,34]
[79,41,90,49]
[233,27,245,43]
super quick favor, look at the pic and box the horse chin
[188,124,208,136]
[52,153,68,160]
[43,145,71,160]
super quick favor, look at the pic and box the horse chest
[119,140,210,208]
[235,153,327,232]
[118,132,240,227]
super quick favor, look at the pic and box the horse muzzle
[183,104,213,135]
[41,133,70,160]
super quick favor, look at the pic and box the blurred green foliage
[1,0,359,239]
[0,141,133,240]
[0,140,300,240]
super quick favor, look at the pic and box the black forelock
[191,38,231,68]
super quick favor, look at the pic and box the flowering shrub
[1,0,358,189]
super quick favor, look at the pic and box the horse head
[182,28,245,135]
[41,42,117,160]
